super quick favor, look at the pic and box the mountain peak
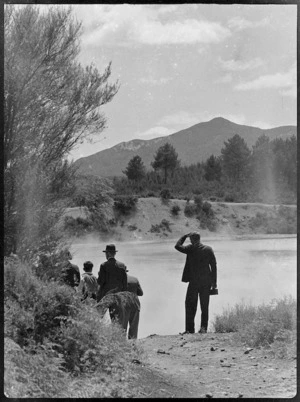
[74,119,296,177]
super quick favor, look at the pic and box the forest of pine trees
[113,134,297,204]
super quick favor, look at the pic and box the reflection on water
[71,235,297,339]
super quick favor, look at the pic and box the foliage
[114,195,138,215]
[194,195,203,211]
[5,338,68,398]
[123,155,146,181]
[204,155,222,181]
[202,201,212,215]
[184,201,196,217]
[112,134,297,204]
[4,5,118,257]
[71,174,113,208]
[248,208,296,234]
[4,257,143,398]
[151,142,180,184]
[160,188,172,201]
[213,297,296,350]
[63,216,93,237]
[150,219,172,233]
[170,204,181,216]
[221,134,251,182]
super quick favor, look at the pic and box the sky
[64,4,296,161]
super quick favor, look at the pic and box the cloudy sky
[67,3,296,160]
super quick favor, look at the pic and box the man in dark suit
[175,232,217,334]
[97,244,127,302]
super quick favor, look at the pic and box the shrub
[202,201,213,215]
[160,219,172,232]
[33,283,79,343]
[213,297,296,349]
[193,188,203,195]
[194,195,203,211]
[150,219,172,233]
[64,216,93,236]
[184,202,196,217]
[4,338,68,398]
[127,224,137,231]
[4,257,143,397]
[114,195,138,215]
[150,224,160,233]
[170,204,181,216]
[160,188,171,201]
[224,194,235,202]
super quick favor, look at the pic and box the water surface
[72,235,296,339]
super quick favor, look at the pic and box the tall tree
[221,134,251,182]
[4,5,119,256]
[151,142,180,184]
[204,155,222,181]
[123,155,146,182]
[272,136,297,191]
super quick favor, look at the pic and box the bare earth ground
[130,333,297,399]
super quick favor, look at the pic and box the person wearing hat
[175,232,217,334]
[96,244,128,302]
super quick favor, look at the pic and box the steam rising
[71,235,296,338]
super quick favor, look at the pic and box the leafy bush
[184,202,196,217]
[64,216,93,236]
[127,224,138,231]
[170,204,181,216]
[5,338,68,398]
[224,194,235,202]
[202,201,213,215]
[33,283,79,343]
[194,195,203,211]
[160,188,171,201]
[249,209,296,234]
[4,257,144,397]
[150,219,172,233]
[213,297,296,350]
[114,195,138,215]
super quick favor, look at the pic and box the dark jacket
[61,261,81,287]
[97,258,127,300]
[175,235,217,286]
[127,274,143,296]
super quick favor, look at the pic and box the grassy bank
[63,198,297,242]
[213,297,296,359]
[4,256,143,398]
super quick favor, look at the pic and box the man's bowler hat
[103,244,118,253]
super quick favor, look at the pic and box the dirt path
[131,333,296,398]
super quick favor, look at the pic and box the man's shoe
[198,328,207,334]
[179,331,194,335]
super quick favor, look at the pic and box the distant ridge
[74,117,296,177]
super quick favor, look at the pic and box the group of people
[60,244,143,339]
[60,231,217,338]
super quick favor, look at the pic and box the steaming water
[71,235,296,339]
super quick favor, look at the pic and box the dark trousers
[185,282,210,333]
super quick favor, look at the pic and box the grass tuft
[213,297,296,355]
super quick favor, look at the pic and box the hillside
[65,198,297,242]
[74,117,296,177]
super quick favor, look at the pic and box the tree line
[115,134,296,204]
